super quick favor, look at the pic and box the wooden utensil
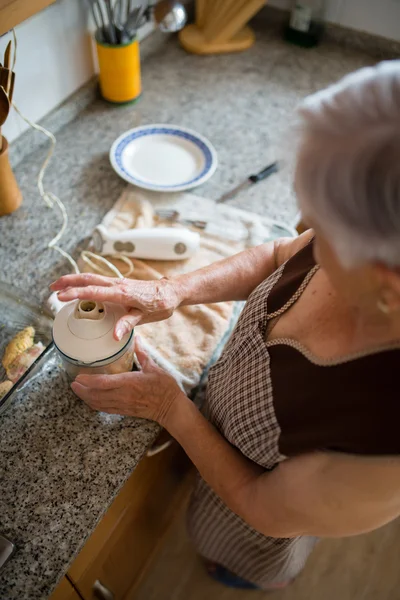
[0,44,20,215]
[0,136,22,216]
[3,41,12,94]
[0,85,10,152]
[0,67,7,89]
[0,67,11,94]
[3,41,11,70]
[8,71,15,103]
[0,85,10,125]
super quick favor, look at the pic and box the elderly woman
[51,61,400,591]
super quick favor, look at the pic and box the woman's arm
[51,231,313,337]
[175,230,314,306]
[72,337,400,540]
[168,395,400,538]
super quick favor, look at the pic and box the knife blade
[216,161,279,204]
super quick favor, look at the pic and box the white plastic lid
[52,300,131,365]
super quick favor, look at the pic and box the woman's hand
[71,337,184,426]
[50,273,182,340]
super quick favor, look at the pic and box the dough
[2,326,45,384]
[2,326,35,370]
[0,380,13,399]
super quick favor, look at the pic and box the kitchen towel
[77,186,296,393]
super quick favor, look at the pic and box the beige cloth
[78,187,294,392]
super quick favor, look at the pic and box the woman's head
[295,61,400,314]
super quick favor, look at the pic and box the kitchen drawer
[50,576,81,600]
[68,439,193,600]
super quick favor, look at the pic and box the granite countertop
[0,18,374,600]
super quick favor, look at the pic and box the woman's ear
[373,264,400,314]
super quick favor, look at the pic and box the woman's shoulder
[267,230,316,315]
[274,229,315,269]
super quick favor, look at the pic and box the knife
[216,161,279,204]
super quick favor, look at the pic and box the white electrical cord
[10,28,129,279]
[81,250,134,278]
[12,102,81,273]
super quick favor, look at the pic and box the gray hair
[296,60,400,268]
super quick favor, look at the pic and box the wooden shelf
[0,0,55,36]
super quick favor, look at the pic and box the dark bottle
[284,1,325,48]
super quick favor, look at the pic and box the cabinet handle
[93,580,115,600]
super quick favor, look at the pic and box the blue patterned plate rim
[109,124,218,192]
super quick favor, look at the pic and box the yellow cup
[96,37,141,104]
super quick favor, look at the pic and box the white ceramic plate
[110,125,218,192]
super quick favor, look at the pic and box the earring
[377,298,390,314]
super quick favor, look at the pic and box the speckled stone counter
[0,19,374,599]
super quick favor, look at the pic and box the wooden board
[180,0,264,55]
[0,0,55,35]
[68,441,194,600]
[179,24,256,55]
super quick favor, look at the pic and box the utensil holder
[0,136,22,217]
[96,37,141,104]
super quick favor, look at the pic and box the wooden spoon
[0,84,11,152]
[8,71,15,103]
[3,40,12,94]
[0,85,10,125]
[0,67,10,91]
[4,41,11,69]
[3,41,12,94]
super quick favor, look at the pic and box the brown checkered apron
[187,259,319,588]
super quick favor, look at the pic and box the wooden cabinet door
[68,441,193,600]
[0,0,55,35]
[50,576,81,600]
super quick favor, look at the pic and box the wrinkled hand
[50,273,182,340]
[71,337,184,425]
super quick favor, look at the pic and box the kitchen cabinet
[0,0,55,36]
[50,576,81,600]
[51,438,193,600]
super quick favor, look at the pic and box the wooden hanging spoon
[0,85,10,126]
[3,41,11,69]
[3,41,12,94]
[0,84,11,152]
[8,71,15,103]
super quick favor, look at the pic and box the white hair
[296,60,400,268]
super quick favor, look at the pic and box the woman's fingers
[74,373,125,390]
[72,378,140,416]
[56,285,126,303]
[134,336,155,371]
[72,382,109,407]
[71,381,129,413]
[50,273,115,291]
[71,381,111,407]
[115,310,143,340]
